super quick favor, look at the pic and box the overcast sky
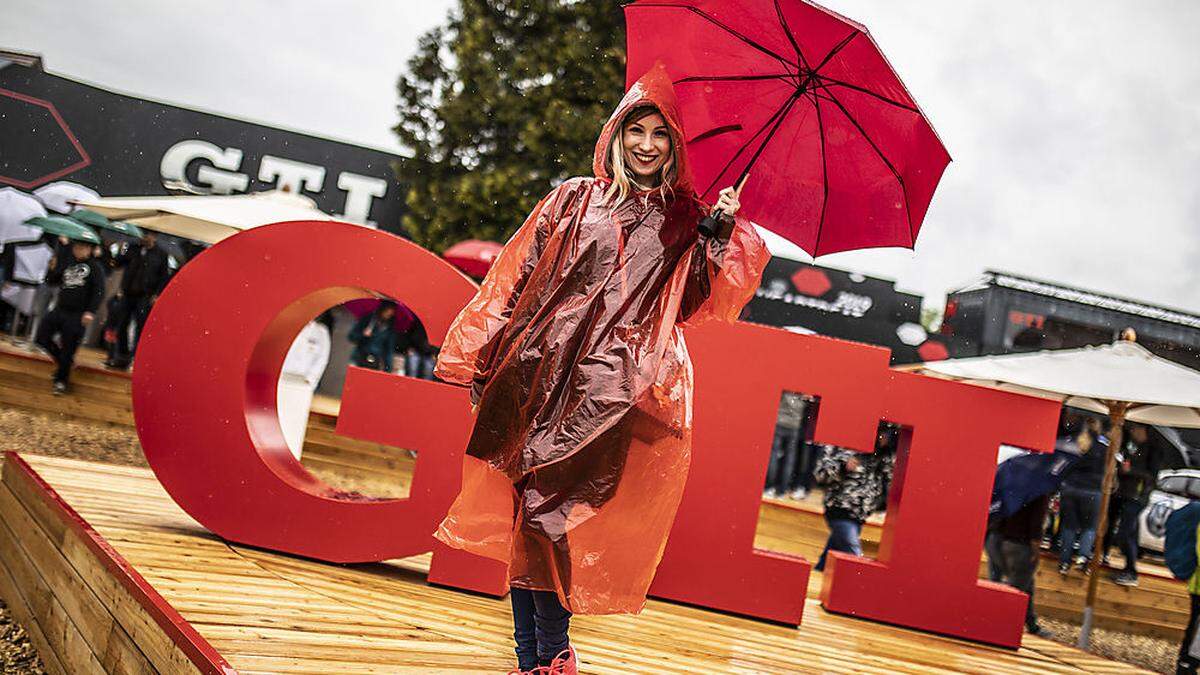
[3,1,1198,312]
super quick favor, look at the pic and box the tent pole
[1077,402,1128,650]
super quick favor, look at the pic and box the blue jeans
[510,587,571,670]
[1059,485,1101,566]
[404,351,435,379]
[815,516,863,571]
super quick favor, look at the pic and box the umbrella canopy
[342,298,418,333]
[442,239,503,278]
[24,215,101,245]
[624,0,950,256]
[70,209,144,239]
[990,449,1077,523]
[32,181,99,215]
[915,340,1200,428]
[0,187,47,245]
[77,190,339,244]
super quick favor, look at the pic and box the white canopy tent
[76,190,340,244]
[912,338,1200,649]
[916,340,1200,428]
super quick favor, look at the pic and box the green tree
[394,1,626,252]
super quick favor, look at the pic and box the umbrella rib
[814,30,860,73]
[700,90,801,198]
[631,3,797,69]
[773,0,810,70]
[816,85,915,245]
[675,73,796,85]
[812,91,830,256]
[816,76,920,113]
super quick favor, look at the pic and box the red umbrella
[443,239,502,278]
[625,0,950,256]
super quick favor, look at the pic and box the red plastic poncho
[433,65,770,614]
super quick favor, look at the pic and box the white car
[1138,469,1200,553]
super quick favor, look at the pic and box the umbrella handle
[697,173,750,238]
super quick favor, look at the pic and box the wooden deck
[0,452,1149,673]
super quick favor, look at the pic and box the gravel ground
[1039,618,1176,674]
[0,599,45,674]
[0,406,1183,673]
[0,408,148,468]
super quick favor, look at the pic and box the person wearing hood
[348,300,400,372]
[433,65,769,674]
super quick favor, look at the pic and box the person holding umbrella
[985,434,1078,637]
[433,65,768,674]
[34,224,105,395]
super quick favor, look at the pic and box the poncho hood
[592,62,694,194]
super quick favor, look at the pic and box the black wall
[744,258,941,364]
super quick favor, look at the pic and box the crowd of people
[1,227,443,395]
[0,229,172,394]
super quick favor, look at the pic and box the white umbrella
[33,181,99,215]
[912,338,1200,649]
[0,187,47,245]
[11,243,54,284]
[76,190,340,244]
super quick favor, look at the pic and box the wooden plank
[0,491,109,673]
[0,549,68,675]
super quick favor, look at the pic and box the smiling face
[621,110,672,183]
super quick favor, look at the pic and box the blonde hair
[603,105,678,206]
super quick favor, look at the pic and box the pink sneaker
[547,647,578,675]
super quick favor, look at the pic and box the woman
[433,64,769,674]
[348,300,399,372]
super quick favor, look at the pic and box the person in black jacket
[35,240,106,394]
[1107,424,1159,586]
[106,230,170,369]
[1058,425,1106,574]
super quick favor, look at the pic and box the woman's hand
[714,184,742,219]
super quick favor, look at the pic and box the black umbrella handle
[697,173,750,238]
[697,211,723,238]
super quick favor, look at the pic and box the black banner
[0,57,407,232]
[744,257,944,364]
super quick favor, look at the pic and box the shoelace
[548,648,574,674]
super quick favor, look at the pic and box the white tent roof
[915,340,1200,428]
[76,190,339,244]
[34,181,98,215]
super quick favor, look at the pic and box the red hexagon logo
[918,340,950,362]
[0,88,91,189]
[790,267,832,297]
